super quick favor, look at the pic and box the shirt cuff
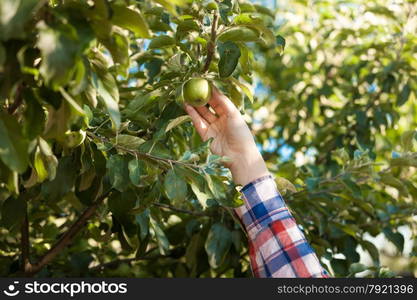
[234,174,292,239]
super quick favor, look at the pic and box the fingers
[208,87,239,116]
[184,104,208,139]
[195,105,217,123]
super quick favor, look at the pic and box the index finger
[208,87,239,116]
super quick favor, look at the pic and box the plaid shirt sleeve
[234,175,329,278]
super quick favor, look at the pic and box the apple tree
[0,0,416,278]
[0,0,283,277]
[252,0,417,277]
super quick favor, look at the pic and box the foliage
[0,0,416,278]
[252,0,417,277]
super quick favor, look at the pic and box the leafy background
[0,0,416,277]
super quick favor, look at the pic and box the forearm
[233,173,329,278]
[229,145,269,187]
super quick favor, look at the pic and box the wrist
[229,149,269,186]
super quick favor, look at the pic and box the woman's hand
[184,88,269,186]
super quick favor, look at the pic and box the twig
[89,248,162,271]
[89,258,141,271]
[7,83,24,115]
[202,10,219,73]
[86,131,202,172]
[25,191,111,276]
[153,202,210,217]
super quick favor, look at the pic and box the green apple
[183,78,212,107]
[206,2,218,11]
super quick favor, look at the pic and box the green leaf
[106,155,130,192]
[306,177,319,190]
[145,58,163,83]
[36,21,79,89]
[108,190,137,219]
[100,29,129,73]
[254,4,275,18]
[233,14,263,26]
[34,147,48,182]
[41,156,77,202]
[229,82,244,108]
[38,137,57,180]
[148,35,176,49]
[114,134,145,150]
[274,176,297,195]
[164,168,188,205]
[59,88,85,116]
[401,130,415,152]
[218,27,260,43]
[136,210,150,241]
[0,112,29,173]
[235,23,274,45]
[218,41,241,78]
[22,90,46,140]
[341,175,361,198]
[389,153,417,168]
[205,223,232,269]
[360,240,379,263]
[205,174,225,200]
[229,77,253,103]
[335,223,358,238]
[190,182,209,209]
[238,43,252,75]
[383,228,404,253]
[111,5,151,38]
[276,35,286,55]
[185,233,204,269]
[330,258,349,276]
[0,0,39,41]
[1,167,18,195]
[379,173,408,196]
[165,115,191,132]
[219,0,233,24]
[93,77,121,130]
[120,221,139,250]
[167,0,188,6]
[239,2,255,13]
[349,263,367,276]
[128,159,141,186]
[396,82,411,106]
[231,230,242,252]
[150,217,170,255]
[177,19,200,33]
[0,195,25,229]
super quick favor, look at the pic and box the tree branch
[153,202,210,217]
[25,191,111,276]
[86,131,202,172]
[89,248,162,272]
[202,10,219,73]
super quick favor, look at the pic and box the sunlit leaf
[164,168,188,204]
[111,4,151,38]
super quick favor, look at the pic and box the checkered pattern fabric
[234,175,329,278]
